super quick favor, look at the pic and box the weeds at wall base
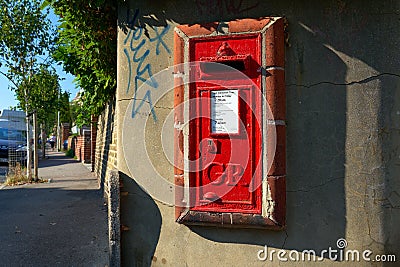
[4,163,49,186]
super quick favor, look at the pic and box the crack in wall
[286,72,400,89]
[366,214,387,246]
[282,229,289,248]
[364,175,388,246]
[117,97,173,110]
[287,176,343,193]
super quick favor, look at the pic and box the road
[0,151,109,266]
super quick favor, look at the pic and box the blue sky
[0,8,78,111]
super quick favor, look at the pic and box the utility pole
[57,87,61,151]
[57,110,60,151]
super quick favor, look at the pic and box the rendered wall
[117,1,400,266]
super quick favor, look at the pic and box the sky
[0,8,78,111]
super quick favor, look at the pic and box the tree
[17,64,62,164]
[18,64,61,134]
[44,0,117,126]
[59,91,72,126]
[0,0,57,180]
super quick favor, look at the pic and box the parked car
[0,127,28,165]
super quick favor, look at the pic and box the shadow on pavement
[39,151,79,168]
[0,149,109,266]
[0,186,109,266]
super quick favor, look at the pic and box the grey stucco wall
[116,0,400,266]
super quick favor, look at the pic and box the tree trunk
[25,111,32,181]
[41,124,46,160]
[33,112,38,181]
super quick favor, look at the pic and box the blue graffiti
[124,9,171,122]
[149,25,171,55]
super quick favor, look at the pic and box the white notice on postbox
[211,89,239,134]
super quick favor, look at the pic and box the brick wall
[91,116,98,172]
[68,136,76,151]
[61,123,70,147]
[75,130,91,163]
[94,99,117,192]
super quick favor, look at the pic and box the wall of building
[116,0,400,266]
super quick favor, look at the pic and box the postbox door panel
[191,86,261,213]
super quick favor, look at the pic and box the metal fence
[0,110,29,177]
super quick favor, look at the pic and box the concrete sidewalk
[0,151,109,266]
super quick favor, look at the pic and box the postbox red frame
[174,17,286,229]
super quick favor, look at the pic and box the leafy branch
[44,0,118,126]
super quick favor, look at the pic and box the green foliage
[18,65,60,130]
[69,91,91,126]
[65,148,74,157]
[0,0,74,134]
[59,91,72,125]
[44,0,117,125]
[0,0,56,93]
[69,100,80,126]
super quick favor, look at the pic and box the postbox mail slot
[199,55,250,79]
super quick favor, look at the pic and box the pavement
[0,151,109,267]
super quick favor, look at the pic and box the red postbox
[174,18,286,229]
